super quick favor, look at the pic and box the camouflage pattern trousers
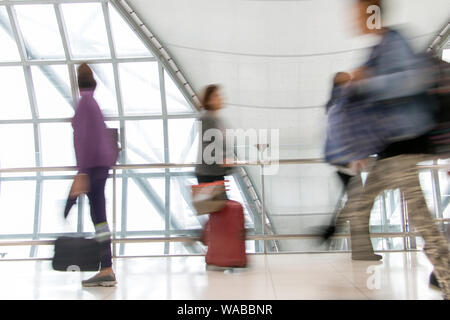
[337,154,449,299]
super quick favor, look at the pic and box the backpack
[426,55,450,155]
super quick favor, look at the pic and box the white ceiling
[128,0,450,159]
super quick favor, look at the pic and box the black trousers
[196,175,225,184]
[85,167,112,269]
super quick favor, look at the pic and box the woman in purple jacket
[71,63,117,287]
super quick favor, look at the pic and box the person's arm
[73,101,98,174]
[353,35,435,101]
[71,102,92,196]
[73,105,88,174]
[354,65,434,101]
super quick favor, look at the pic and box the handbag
[191,181,228,215]
[52,236,101,272]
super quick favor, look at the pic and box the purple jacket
[72,89,117,174]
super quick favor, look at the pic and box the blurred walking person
[71,63,118,287]
[195,84,234,185]
[321,72,381,260]
[345,0,449,299]
[194,85,246,269]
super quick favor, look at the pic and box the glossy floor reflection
[0,252,443,300]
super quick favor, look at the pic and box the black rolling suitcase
[52,236,101,272]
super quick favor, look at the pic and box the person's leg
[345,160,392,260]
[83,167,116,287]
[399,156,450,299]
[334,173,363,227]
[87,167,112,269]
[196,175,227,268]
[320,172,355,242]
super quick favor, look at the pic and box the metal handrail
[0,232,427,247]
[0,159,448,258]
[0,158,449,173]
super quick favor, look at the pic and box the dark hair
[77,63,97,90]
[358,0,383,10]
[202,84,220,111]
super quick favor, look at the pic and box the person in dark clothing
[343,0,449,299]
[195,85,234,186]
[321,72,367,248]
[195,85,242,270]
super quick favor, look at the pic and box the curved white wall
[128,0,449,158]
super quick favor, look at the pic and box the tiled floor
[0,252,444,300]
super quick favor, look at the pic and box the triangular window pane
[109,5,152,58]
[164,70,195,114]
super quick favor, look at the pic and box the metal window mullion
[6,4,43,258]
[54,3,79,109]
[0,114,196,125]
[5,5,26,62]
[103,0,126,156]
[24,70,43,258]
[75,195,84,233]
[2,0,108,5]
[54,3,85,234]
[102,1,117,61]
[164,172,171,254]
[103,1,128,257]
[0,57,156,67]
[119,176,128,256]
[102,0,126,158]
[0,170,198,182]
[159,63,171,254]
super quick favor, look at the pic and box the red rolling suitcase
[202,200,247,268]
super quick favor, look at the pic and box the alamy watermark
[67,265,81,272]
[65,265,82,285]
[195,120,280,175]
[366,5,382,30]
[366,265,382,290]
